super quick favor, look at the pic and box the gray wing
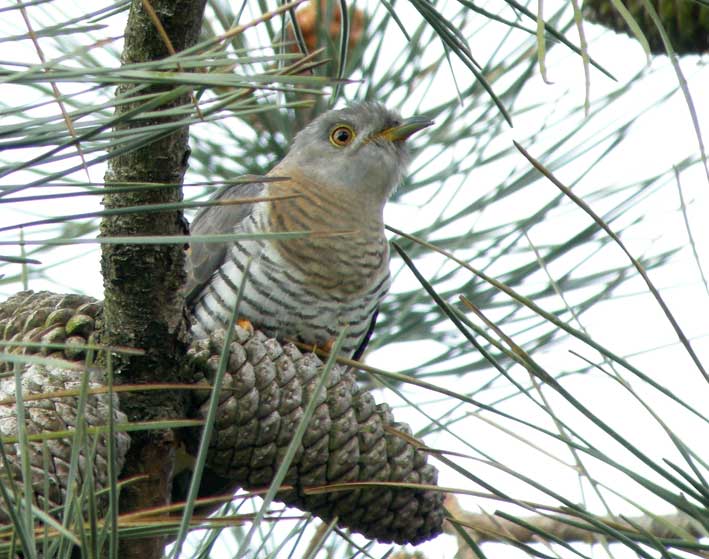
[351,307,379,361]
[184,180,266,305]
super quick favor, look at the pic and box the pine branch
[444,495,707,552]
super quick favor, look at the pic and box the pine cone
[185,328,444,544]
[0,365,130,520]
[0,291,444,544]
[0,291,129,520]
[0,290,101,372]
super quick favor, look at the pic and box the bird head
[277,103,433,210]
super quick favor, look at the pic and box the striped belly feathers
[190,191,390,356]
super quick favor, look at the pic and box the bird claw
[309,338,335,356]
[321,338,336,354]
[288,338,336,356]
[236,318,254,334]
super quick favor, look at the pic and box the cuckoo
[185,103,432,357]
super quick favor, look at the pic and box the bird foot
[236,318,254,334]
[285,337,337,357]
[311,338,335,355]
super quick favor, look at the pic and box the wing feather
[351,307,379,361]
[184,180,266,304]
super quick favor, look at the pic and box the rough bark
[100,1,207,557]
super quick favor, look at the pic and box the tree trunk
[100,1,207,557]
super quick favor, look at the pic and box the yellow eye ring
[329,124,355,147]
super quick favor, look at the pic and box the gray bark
[100,1,207,557]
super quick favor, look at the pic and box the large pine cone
[0,291,444,544]
[186,328,444,544]
[0,291,130,520]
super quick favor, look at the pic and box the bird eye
[329,125,355,147]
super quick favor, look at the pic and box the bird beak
[377,116,434,142]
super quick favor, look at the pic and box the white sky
[373,17,709,559]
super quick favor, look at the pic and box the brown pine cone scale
[186,329,444,544]
[0,291,129,520]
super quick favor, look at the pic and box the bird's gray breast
[189,213,390,355]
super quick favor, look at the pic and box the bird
[184,103,432,358]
